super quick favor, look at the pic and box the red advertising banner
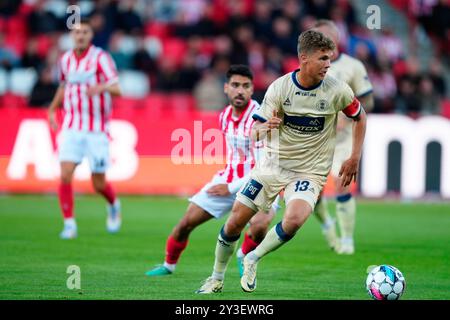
[0,100,344,196]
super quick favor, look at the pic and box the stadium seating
[9,68,38,96]
[118,70,150,98]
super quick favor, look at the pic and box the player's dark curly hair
[226,64,253,82]
[297,30,335,55]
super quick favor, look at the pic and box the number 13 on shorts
[294,180,310,192]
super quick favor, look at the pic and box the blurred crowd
[0,0,448,117]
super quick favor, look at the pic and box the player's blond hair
[297,29,335,55]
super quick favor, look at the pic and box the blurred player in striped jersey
[235,20,374,260]
[48,18,122,239]
[145,65,280,276]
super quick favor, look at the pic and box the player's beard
[232,96,247,109]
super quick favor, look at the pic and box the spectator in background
[28,0,62,35]
[194,54,229,110]
[21,38,45,72]
[270,16,298,56]
[0,33,20,70]
[28,66,58,108]
[155,56,182,92]
[418,76,441,115]
[395,76,421,115]
[376,28,404,63]
[108,31,133,70]
[369,59,397,113]
[0,0,21,17]
[427,57,446,98]
[118,0,143,35]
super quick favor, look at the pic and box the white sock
[212,228,239,280]
[163,262,176,272]
[336,195,356,240]
[252,223,292,260]
[64,218,76,227]
[314,198,332,226]
[236,247,245,258]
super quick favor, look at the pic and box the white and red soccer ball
[366,265,406,300]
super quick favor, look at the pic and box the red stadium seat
[161,38,188,66]
[0,93,28,109]
[145,21,171,39]
[441,99,450,119]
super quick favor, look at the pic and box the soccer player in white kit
[312,20,374,254]
[196,30,367,294]
[235,20,374,257]
[145,65,265,276]
[48,18,122,239]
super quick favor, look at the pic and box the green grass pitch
[0,194,449,300]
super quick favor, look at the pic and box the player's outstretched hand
[339,157,360,187]
[206,184,231,197]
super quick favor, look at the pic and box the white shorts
[189,175,236,219]
[236,164,326,213]
[59,129,110,173]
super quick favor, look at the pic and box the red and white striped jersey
[58,45,119,133]
[217,99,260,184]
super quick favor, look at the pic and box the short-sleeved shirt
[253,69,361,177]
[58,45,119,133]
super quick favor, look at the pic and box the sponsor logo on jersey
[295,91,316,97]
[284,114,325,133]
[241,179,263,201]
[283,98,291,106]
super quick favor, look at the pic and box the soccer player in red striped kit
[48,18,122,239]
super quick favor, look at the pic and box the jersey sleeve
[252,82,281,123]
[351,60,373,98]
[337,82,362,118]
[97,52,119,86]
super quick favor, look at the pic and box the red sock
[165,236,188,264]
[241,232,260,255]
[58,183,74,219]
[99,183,116,205]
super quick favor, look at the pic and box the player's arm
[88,52,122,97]
[339,99,367,187]
[251,110,282,141]
[87,82,121,97]
[358,92,374,113]
[250,82,282,141]
[48,84,65,131]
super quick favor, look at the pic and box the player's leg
[146,203,213,276]
[86,132,121,233]
[241,198,313,292]
[57,130,84,239]
[236,197,279,276]
[313,194,338,251]
[196,200,257,294]
[240,176,322,292]
[91,173,121,233]
[58,161,78,239]
[334,176,356,255]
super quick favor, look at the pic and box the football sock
[212,226,240,281]
[241,232,260,255]
[64,217,76,228]
[314,197,332,227]
[164,236,188,269]
[59,183,74,219]
[99,183,116,205]
[336,193,356,240]
[250,222,294,261]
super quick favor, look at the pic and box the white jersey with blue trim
[253,69,360,176]
[327,53,372,144]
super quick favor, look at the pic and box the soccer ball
[366,265,406,300]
